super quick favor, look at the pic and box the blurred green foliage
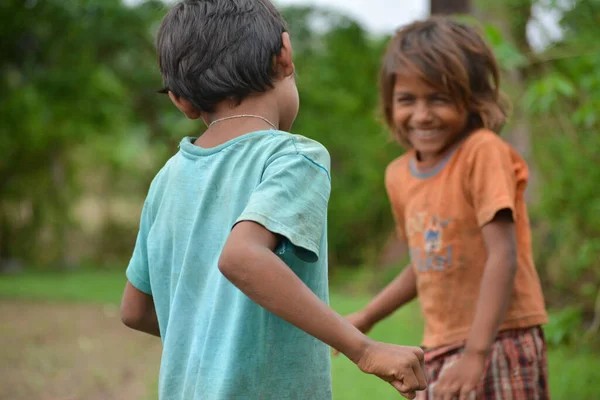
[0,0,193,266]
[0,0,598,342]
[521,0,600,344]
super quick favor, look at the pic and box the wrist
[354,309,371,326]
[347,335,375,365]
[464,344,490,358]
[359,307,382,328]
[339,325,374,364]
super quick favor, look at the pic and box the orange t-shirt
[385,129,548,348]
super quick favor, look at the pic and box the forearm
[220,245,370,363]
[361,265,417,326]
[465,254,516,355]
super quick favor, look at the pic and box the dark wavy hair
[157,0,287,113]
[379,16,510,146]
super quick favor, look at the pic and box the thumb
[390,380,416,399]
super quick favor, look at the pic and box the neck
[209,114,277,130]
[195,95,280,148]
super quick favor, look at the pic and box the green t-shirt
[126,130,332,399]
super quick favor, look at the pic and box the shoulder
[385,151,412,187]
[287,133,330,170]
[461,129,508,155]
[462,129,526,163]
[133,154,179,221]
[146,155,178,198]
[266,131,331,180]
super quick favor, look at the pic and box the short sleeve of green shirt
[126,200,152,294]
[236,149,331,263]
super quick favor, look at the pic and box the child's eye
[431,95,451,104]
[395,96,414,104]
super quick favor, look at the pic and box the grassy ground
[1,270,599,399]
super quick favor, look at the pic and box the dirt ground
[0,300,162,400]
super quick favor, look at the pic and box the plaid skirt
[417,326,549,400]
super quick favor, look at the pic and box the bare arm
[219,221,427,397]
[358,265,418,331]
[120,282,161,337]
[219,221,371,362]
[464,209,517,356]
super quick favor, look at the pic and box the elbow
[218,249,236,280]
[218,244,252,285]
[217,251,233,278]
[120,304,144,330]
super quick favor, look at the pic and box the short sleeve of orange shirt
[465,133,528,227]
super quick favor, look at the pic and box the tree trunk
[431,0,471,15]
[474,0,538,202]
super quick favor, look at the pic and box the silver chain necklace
[208,114,278,130]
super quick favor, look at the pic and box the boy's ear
[168,91,202,120]
[276,32,295,78]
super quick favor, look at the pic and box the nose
[412,101,434,125]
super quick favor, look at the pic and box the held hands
[355,339,427,399]
[334,311,427,399]
[432,351,486,400]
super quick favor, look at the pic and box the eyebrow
[394,90,447,97]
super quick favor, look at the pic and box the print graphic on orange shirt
[407,213,452,272]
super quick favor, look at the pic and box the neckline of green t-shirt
[179,129,279,157]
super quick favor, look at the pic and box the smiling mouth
[410,129,441,139]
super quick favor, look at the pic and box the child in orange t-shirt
[340,16,549,399]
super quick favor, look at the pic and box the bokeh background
[1,0,599,399]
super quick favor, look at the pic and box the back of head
[157,0,287,113]
[380,16,510,137]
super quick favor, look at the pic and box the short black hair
[157,0,288,113]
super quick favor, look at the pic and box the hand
[355,340,427,399]
[333,311,374,356]
[432,351,486,400]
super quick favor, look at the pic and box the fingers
[414,346,425,365]
[458,386,475,400]
[390,380,416,399]
[362,344,428,397]
[413,360,428,391]
[397,369,420,394]
[434,386,474,400]
[410,346,427,392]
[444,392,457,400]
[437,386,460,400]
[396,350,426,394]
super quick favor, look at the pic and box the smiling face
[392,72,469,163]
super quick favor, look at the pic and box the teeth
[412,130,439,138]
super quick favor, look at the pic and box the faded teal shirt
[126,130,332,400]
